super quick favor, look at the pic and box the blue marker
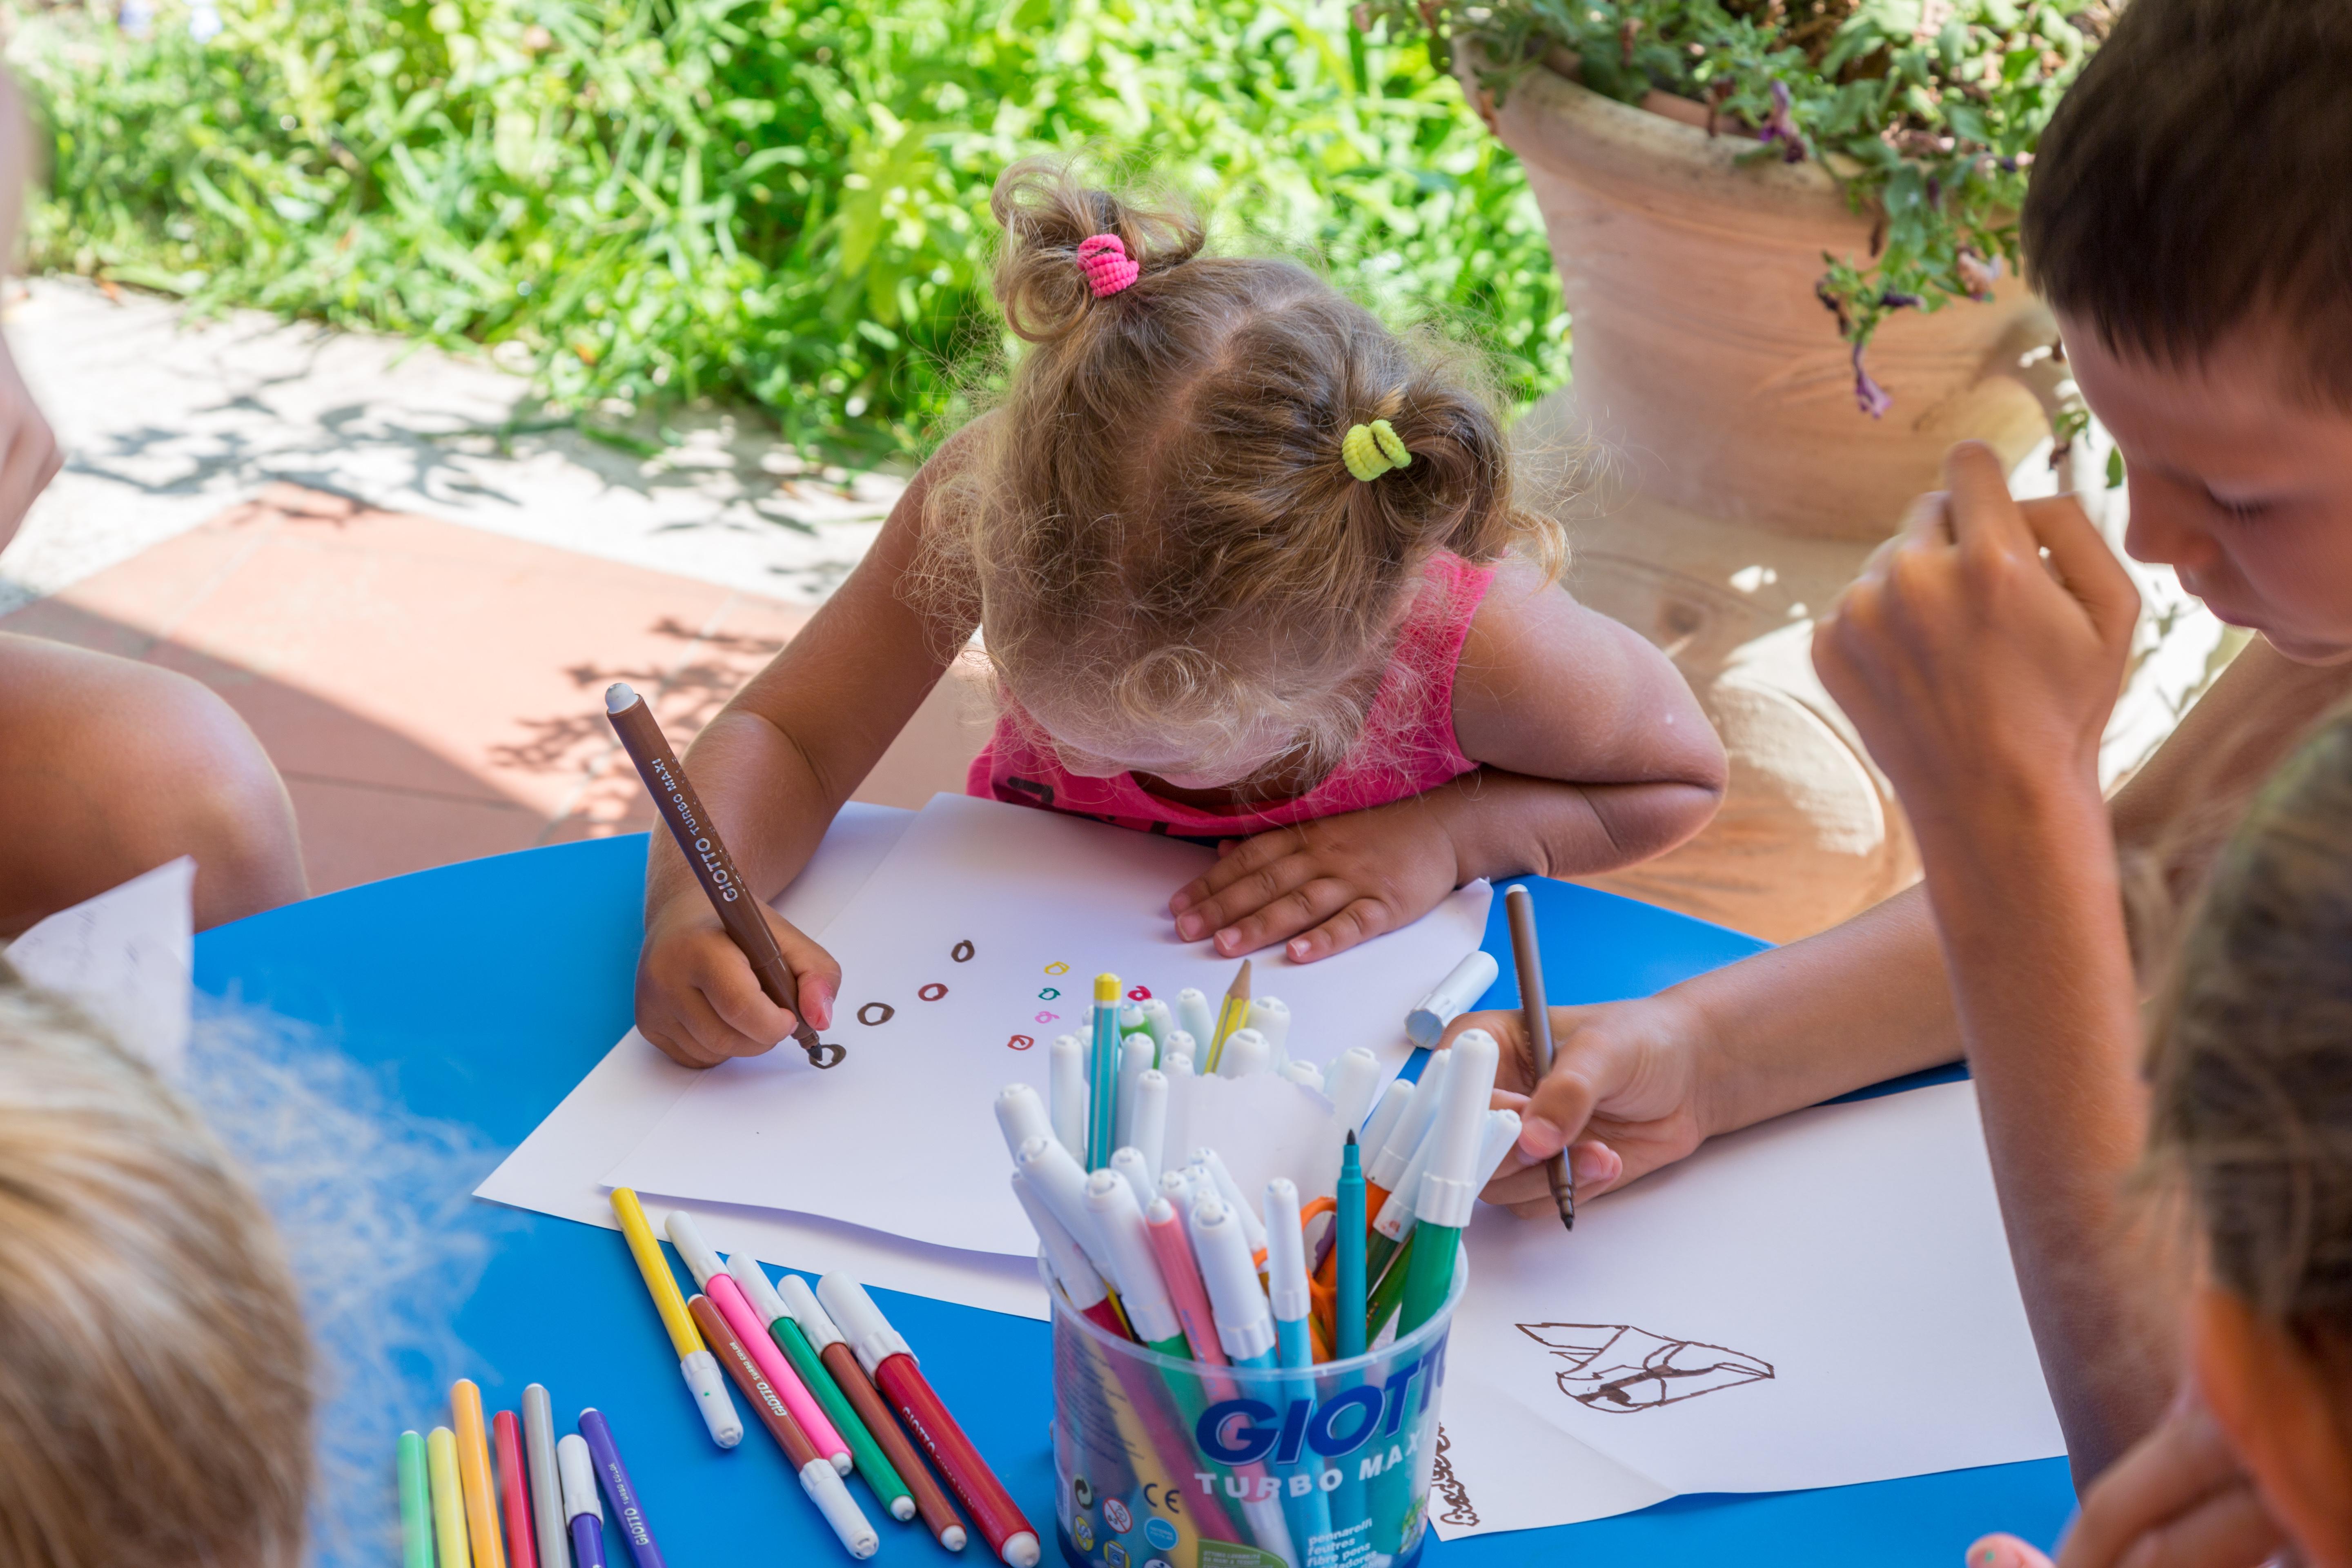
[1088,976,1122,1169]
[578,1409,664,1568]
[1263,1178,1336,1552]
[557,1432,608,1568]
[1191,1194,1277,1370]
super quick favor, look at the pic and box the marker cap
[1174,988,1214,1045]
[1244,996,1290,1054]
[1194,1147,1267,1254]
[801,1457,882,1559]
[557,1433,604,1524]
[678,1349,744,1448]
[1012,1170,1110,1312]
[664,1209,725,1292]
[1358,1078,1413,1164]
[1083,1169,1183,1345]
[815,1275,911,1379]
[1191,1196,1276,1364]
[1016,1134,1112,1278]
[775,1273,844,1356]
[1109,1146,1154,1213]
[1094,973,1119,1003]
[1161,1046,1195,1079]
[1370,1049,1451,1189]
[1262,1178,1311,1323]
[1129,1069,1169,1182]
[1047,1035,1088,1155]
[993,1083,1052,1164]
[1415,1029,1501,1230]
[1278,1060,1324,1091]
[1214,1027,1270,1079]
[725,1252,790,1327]
[1323,1047,1385,1133]
[1477,1108,1523,1186]
[1406,950,1501,1047]
[1138,998,1174,1048]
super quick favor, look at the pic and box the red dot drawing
[1035,1011,1059,1025]
[857,1002,896,1027]
[1125,985,1153,1002]
[952,940,976,963]
[918,983,948,1002]
[1007,1034,1035,1051]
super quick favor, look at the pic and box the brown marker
[687,1296,881,1557]
[819,1337,966,1552]
[605,682,842,1069]
[1504,883,1574,1231]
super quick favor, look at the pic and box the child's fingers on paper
[760,905,840,1031]
[1281,896,1399,963]
[1210,875,1369,957]
[1184,851,1323,944]
[1171,830,1304,927]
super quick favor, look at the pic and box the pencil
[604,682,843,1071]
[1504,884,1574,1231]
[1203,958,1252,1074]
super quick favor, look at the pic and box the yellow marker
[1205,958,1254,1074]
[450,1380,508,1568]
[610,1187,745,1447]
[428,1425,473,1568]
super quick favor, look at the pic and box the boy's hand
[2042,1389,2282,1568]
[635,893,841,1068]
[1813,442,2140,835]
[1168,797,1460,962]
[1446,997,1715,1214]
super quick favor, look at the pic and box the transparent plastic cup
[1048,1254,1466,1568]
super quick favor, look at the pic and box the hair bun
[990,158,1207,343]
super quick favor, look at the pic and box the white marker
[994,1083,1052,1164]
[664,1209,727,1290]
[1359,1078,1414,1162]
[1161,1035,1196,1078]
[1016,1134,1114,1278]
[1114,1033,1154,1150]
[1477,1108,1523,1185]
[1158,1165,1203,1236]
[1262,1179,1314,1364]
[1369,1049,1452,1192]
[1194,1147,1267,1255]
[1174,987,1215,1047]
[1245,996,1290,1059]
[1083,1170,1185,1348]
[1407,951,1501,1047]
[1048,1034,1087,1156]
[805,1461,882,1559]
[1109,1145,1156,1213]
[776,1274,840,1353]
[1416,1029,1503,1233]
[557,1430,604,1525]
[1216,1027,1271,1079]
[1138,997,1175,1051]
[1279,1059,1325,1092]
[1323,1047,1385,1134]
[1013,1170,1114,1319]
[1191,1196,1277,1367]
[1129,1068,1169,1181]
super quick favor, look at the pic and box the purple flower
[1760,81,1805,163]
[1878,290,1924,309]
[1852,342,1893,419]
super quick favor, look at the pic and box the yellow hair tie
[1341,419,1411,482]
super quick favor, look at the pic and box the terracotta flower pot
[1474,55,2056,542]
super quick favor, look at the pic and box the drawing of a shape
[1516,1323,1774,1413]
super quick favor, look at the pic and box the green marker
[1363,1228,1415,1345]
[396,1429,434,1568]
[746,1262,916,1523]
[1397,1028,1499,1336]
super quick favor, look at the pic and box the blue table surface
[194,834,2075,1566]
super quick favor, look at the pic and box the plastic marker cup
[608,1187,741,1449]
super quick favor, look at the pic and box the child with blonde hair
[634,159,1725,1065]
[0,966,314,1568]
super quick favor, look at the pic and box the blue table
[194,835,2075,1566]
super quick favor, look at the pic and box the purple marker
[557,1432,608,1568]
[578,1409,664,1568]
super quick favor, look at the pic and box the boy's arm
[1173,559,1729,960]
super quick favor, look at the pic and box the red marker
[492,1410,539,1568]
[815,1275,1039,1568]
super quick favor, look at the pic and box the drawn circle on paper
[951,940,976,963]
[1125,986,1152,1002]
[918,982,948,1002]
[856,1002,896,1027]
[1036,1011,1060,1025]
[1044,962,1070,976]
[804,1040,847,1069]
[1007,1034,1035,1051]
[1038,986,1062,1001]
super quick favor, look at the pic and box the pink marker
[664,1211,851,1474]
[1143,1197,1229,1366]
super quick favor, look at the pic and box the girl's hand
[1168,797,1461,962]
[1448,997,1714,1214]
[1813,442,2141,840]
[635,892,841,1068]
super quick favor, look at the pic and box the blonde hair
[922,158,1566,783]
[0,966,312,1568]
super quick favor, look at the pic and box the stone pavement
[0,279,991,898]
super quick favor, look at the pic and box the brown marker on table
[605,682,843,1069]
[1504,883,1573,1231]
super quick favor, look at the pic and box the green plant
[14,0,1569,463]
[1377,0,2113,414]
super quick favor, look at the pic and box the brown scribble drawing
[1430,1424,1477,1527]
[1516,1323,1774,1413]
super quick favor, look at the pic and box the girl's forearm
[641,708,844,920]
[1433,767,1722,883]
[1912,784,2172,1480]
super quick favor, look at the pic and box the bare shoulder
[1455,555,1640,709]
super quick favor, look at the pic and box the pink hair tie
[1076,234,1140,298]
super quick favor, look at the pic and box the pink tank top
[966,552,1498,837]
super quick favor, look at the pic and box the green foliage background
[13,0,1568,461]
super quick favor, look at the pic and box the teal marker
[396,1430,434,1568]
[1088,975,1122,1169]
[1336,1132,1367,1359]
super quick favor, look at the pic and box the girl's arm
[1812,443,2168,1479]
[635,438,978,1065]
[1173,559,1726,960]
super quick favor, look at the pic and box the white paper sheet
[1429,1080,2066,1537]
[605,794,1492,1258]
[474,805,1056,1319]
[5,856,196,1076]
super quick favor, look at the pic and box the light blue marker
[1263,1179,1335,1553]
